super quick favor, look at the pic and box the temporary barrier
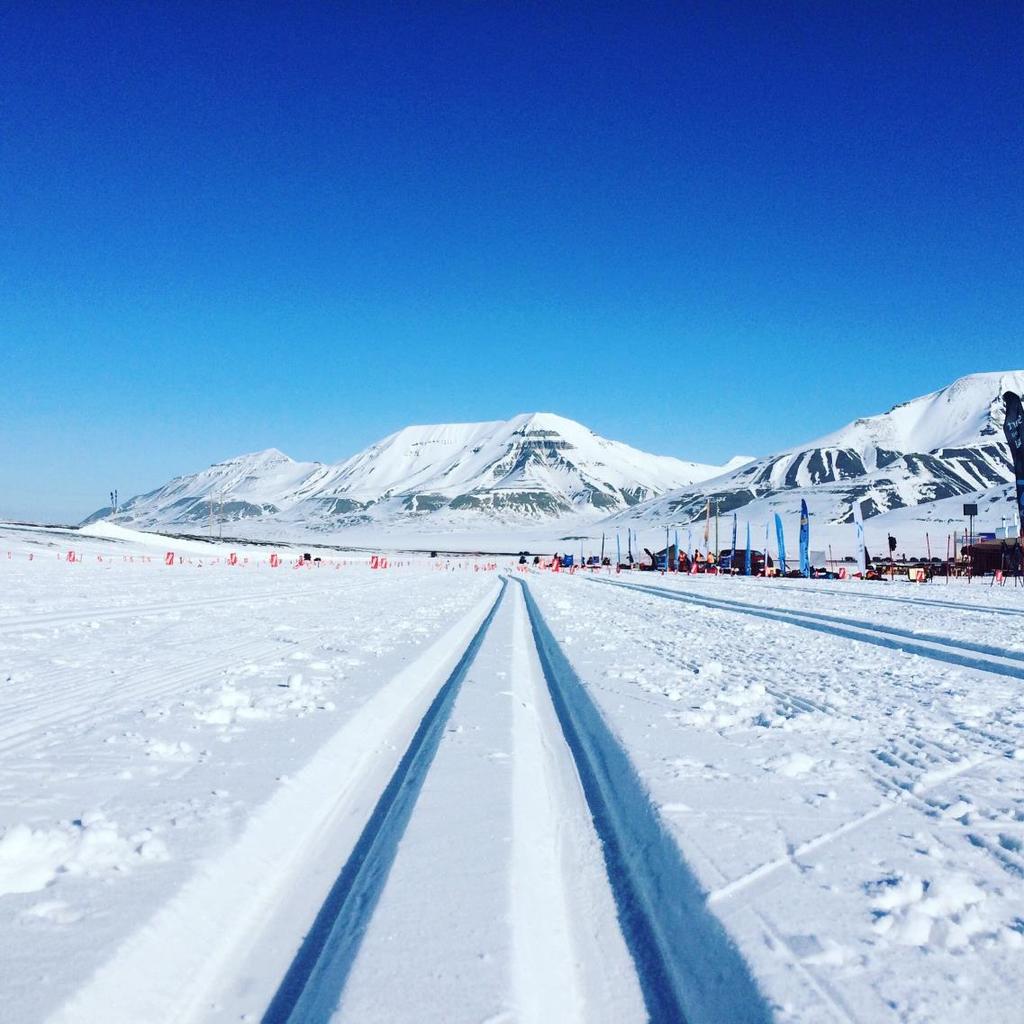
[6,548,504,574]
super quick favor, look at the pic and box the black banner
[1002,391,1024,535]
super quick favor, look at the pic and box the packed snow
[2,521,1023,1023]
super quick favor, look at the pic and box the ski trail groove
[0,587,330,635]
[510,587,588,1024]
[777,583,1024,618]
[517,578,772,1024]
[44,582,506,1024]
[708,749,1004,905]
[507,585,643,1024]
[590,577,1024,681]
[0,636,289,755]
[261,578,509,1024]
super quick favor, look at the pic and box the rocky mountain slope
[613,371,1024,530]
[85,413,734,532]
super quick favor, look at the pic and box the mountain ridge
[84,373,1024,541]
[86,413,736,531]
[614,371,1024,530]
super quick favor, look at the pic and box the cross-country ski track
[3,536,1023,1024]
[588,576,1024,682]
[46,576,770,1024]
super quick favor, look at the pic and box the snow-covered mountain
[86,413,734,532]
[615,371,1024,530]
[86,449,333,529]
[84,374,1024,548]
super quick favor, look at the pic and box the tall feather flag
[674,529,680,570]
[1003,391,1024,537]
[774,513,788,574]
[731,513,738,569]
[616,530,621,567]
[799,499,810,577]
[852,500,867,574]
[764,521,770,574]
[744,522,751,576]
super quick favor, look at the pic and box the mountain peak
[720,455,756,473]
[616,370,1024,534]
[249,447,293,461]
[216,447,295,466]
[807,369,1024,455]
[510,411,585,433]
[88,413,733,531]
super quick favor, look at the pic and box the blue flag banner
[853,501,867,573]
[744,522,751,576]
[764,521,770,573]
[774,513,787,574]
[616,531,621,566]
[799,499,810,577]
[731,513,738,564]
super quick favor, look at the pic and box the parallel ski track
[517,578,771,1024]
[609,595,1018,759]
[768,582,1024,619]
[0,634,293,756]
[0,578,392,746]
[588,577,1024,681]
[0,576,386,635]
[261,578,509,1024]
[262,575,772,1024]
[0,616,336,722]
[633,600,1023,756]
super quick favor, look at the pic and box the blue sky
[3,2,1022,522]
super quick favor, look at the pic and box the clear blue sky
[3,2,1022,522]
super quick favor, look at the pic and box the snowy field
[2,523,1023,1023]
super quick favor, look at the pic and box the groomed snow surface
[2,524,1023,1024]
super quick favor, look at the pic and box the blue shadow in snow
[262,578,508,1024]
[518,578,773,1024]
